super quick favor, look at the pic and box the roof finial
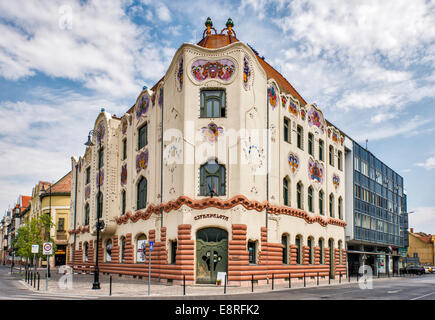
[205,17,213,35]
[226,18,234,35]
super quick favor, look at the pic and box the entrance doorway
[196,228,228,284]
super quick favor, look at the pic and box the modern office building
[68,18,347,284]
[345,139,409,275]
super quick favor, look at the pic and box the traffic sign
[149,241,154,251]
[43,242,53,255]
[31,244,39,254]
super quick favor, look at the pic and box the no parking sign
[43,242,53,255]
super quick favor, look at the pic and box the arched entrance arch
[196,227,228,284]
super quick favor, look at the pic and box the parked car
[423,266,434,274]
[401,265,425,275]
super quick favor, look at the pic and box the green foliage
[12,214,57,260]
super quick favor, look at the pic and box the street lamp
[85,129,105,290]
[41,182,53,277]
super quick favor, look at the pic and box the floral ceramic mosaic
[136,95,149,119]
[300,109,306,120]
[268,84,277,109]
[308,158,324,183]
[332,131,339,143]
[201,122,224,143]
[85,185,90,200]
[307,107,325,134]
[243,56,250,89]
[191,59,235,82]
[158,87,163,108]
[136,149,149,173]
[121,164,127,186]
[288,153,299,173]
[333,174,340,189]
[177,57,183,91]
[96,169,104,187]
[281,95,287,108]
[97,122,105,144]
[289,100,298,117]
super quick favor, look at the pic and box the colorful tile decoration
[177,57,183,91]
[85,185,90,200]
[243,56,250,89]
[158,87,163,108]
[97,122,105,144]
[333,174,340,189]
[136,95,149,119]
[308,158,324,183]
[288,153,299,173]
[96,169,104,187]
[121,118,128,135]
[136,149,149,174]
[268,84,277,109]
[191,59,235,82]
[281,95,287,108]
[201,122,224,143]
[332,131,339,144]
[300,108,306,121]
[151,93,156,107]
[307,106,325,133]
[340,136,344,145]
[289,100,298,117]
[121,163,127,186]
[328,128,331,137]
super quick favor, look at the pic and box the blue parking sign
[149,241,154,251]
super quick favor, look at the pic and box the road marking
[388,290,400,294]
[410,292,435,300]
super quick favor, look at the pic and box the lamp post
[41,183,53,277]
[85,129,105,290]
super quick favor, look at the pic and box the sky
[0,0,434,233]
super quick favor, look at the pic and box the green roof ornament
[226,18,234,28]
[205,17,213,27]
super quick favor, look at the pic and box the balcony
[56,230,67,241]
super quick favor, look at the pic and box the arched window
[84,203,89,226]
[297,125,303,150]
[83,242,89,262]
[329,145,334,166]
[297,181,303,209]
[318,239,324,264]
[295,235,302,264]
[284,118,290,143]
[308,133,314,155]
[199,159,226,196]
[136,234,147,263]
[283,176,290,206]
[105,239,112,262]
[329,193,335,218]
[338,197,343,220]
[137,177,147,210]
[282,234,288,264]
[308,237,313,264]
[319,190,324,215]
[319,139,324,161]
[120,237,126,263]
[97,192,103,219]
[308,186,313,212]
[121,190,126,215]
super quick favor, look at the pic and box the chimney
[410,228,414,233]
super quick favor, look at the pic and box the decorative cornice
[68,225,90,235]
[114,195,346,228]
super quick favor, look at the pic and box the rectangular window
[138,124,148,150]
[338,151,343,171]
[122,139,127,160]
[329,146,334,166]
[319,139,324,161]
[297,126,303,149]
[86,167,90,184]
[200,90,226,118]
[284,118,290,143]
[121,191,126,215]
[308,133,314,156]
[248,241,256,264]
[170,240,177,265]
[57,218,65,231]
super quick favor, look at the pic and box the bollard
[251,275,254,293]
[317,272,319,286]
[183,275,186,296]
[378,270,380,278]
[37,273,40,291]
[357,271,359,282]
[304,273,306,287]
[33,271,36,288]
[348,272,350,282]
[289,273,291,288]
[272,273,274,290]
[329,272,331,285]
[25,269,28,283]
[109,275,112,296]
[30,272,33,286]
[339,272,342,284]
[224,274,227,294]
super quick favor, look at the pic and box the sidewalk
[14,268,415,298]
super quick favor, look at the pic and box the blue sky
[0,0,434,233]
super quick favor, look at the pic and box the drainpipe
[73,163,78,267]
[159,89,164,282]
[266,86,270,284]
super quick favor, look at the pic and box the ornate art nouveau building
[68,19,347,284]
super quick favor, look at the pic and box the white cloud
[156,3,171,22]
[408,207,435,235]
[416,156,435,170]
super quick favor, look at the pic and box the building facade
[407,228,435,265]
[345,140,409,275]
[68,19,347,285]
